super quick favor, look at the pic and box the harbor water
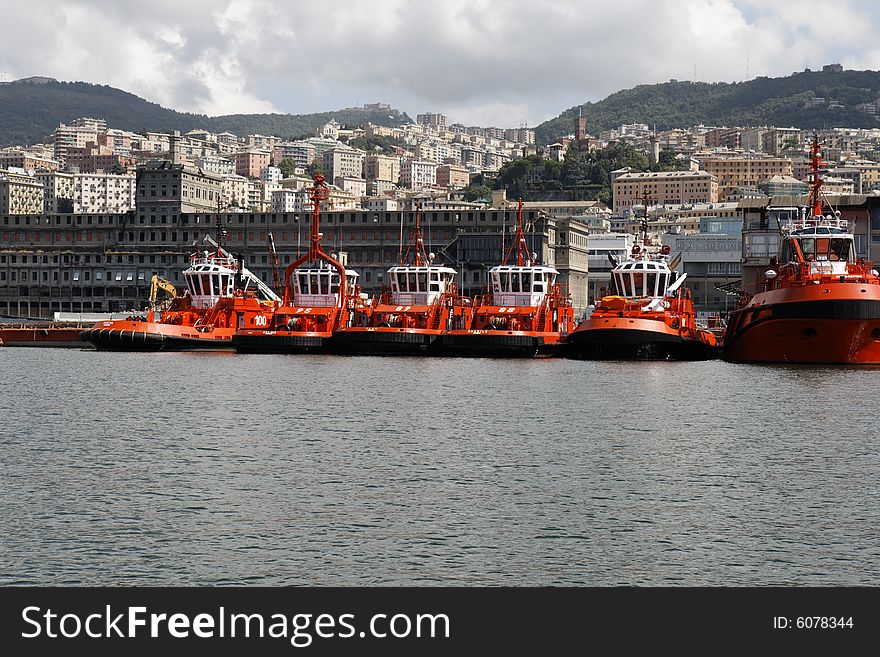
[1,348,878,586]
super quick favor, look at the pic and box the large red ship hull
[724,284,880,364]
[80,320,235,350]
[0,326,85,347]
[566,316,717,360]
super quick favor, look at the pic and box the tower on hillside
[576,109,587,141]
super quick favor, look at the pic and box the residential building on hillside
[436,164,469,189]
[273,141,316,168]
[417,113,447,130]
[757,175,808,196]
[612,170,719,213]
[363,154,400,190]
[34,171,75,212]
[697,155,793,199]
[0,151,61,172]
[194,154,234,176]
[234,151,271,179]
[400,160,437,190]
[0,172,43,214]
[335,176,367,198]
[136,161,223,217]
[323,145,365,182]
[73,173,136,213]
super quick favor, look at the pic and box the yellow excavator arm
[149,275,178,306]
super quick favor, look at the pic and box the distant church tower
[576,109,587,141]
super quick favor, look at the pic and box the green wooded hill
[534,69,880,145]
[0,78,412,146]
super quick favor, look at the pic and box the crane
[149,275,177,308]
[268,231,283,295]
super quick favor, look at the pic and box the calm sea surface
[1,347,878,586]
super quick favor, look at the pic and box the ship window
[417,273,427,291]
[632,272,644,296]
[511,272,520,291]
[522,273,532,292]
[330,274,340,295]
[298,273,308,294]
[408,272,417,291]
[391,274,399,292]
[310,273,320,294]
[830,238,850,262]
[201,274,211,295]
[646,273,657,297]
[800,238,815,261]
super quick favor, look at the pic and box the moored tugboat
[232,174,367,354]
[723,135,880,364]
[565,231,717,360]
[332,202,472,355]
[437,199,574,357]
[80,240,280,351]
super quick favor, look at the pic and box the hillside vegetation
[0,78,411,146]
[535,69,880,144]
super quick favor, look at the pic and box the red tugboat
[437,199,574,357]
[724,135,880,364]
[232,174,367,354]
[332,202,472,355]
[565,227,717,360]
[80,240,280,350]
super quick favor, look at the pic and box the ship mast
[807,134,826,219]
[502,198,534,266]
[400,201,430,266]
[282,173,346,306]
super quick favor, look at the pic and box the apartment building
[363,154,400,189]
[194,154,235,176]
[0,151,61,172]
[612,170,719,213]
[322,145,365,182]
[436,164,469,189]
[0,172,44,214]
[50,123,100,163]
[273,141,316,169]
[220,174,250,209]
[234,151,271,179]
[696,155,793,199]
[417,113,447,130]
[400,160,437,190]
[73,173,136,213]
[136,161,223,217]
[34,171,75,212]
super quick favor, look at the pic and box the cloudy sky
[3,0,880,127]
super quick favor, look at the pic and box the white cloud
[2,0,879,126]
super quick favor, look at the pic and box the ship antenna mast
[400,201,430,266]
[807,133,826,219]
[503,198,534,266]
[806,132,840,222]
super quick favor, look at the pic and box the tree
[650,147,686,172]
[278,158,299,177]
[462,184,492,202]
